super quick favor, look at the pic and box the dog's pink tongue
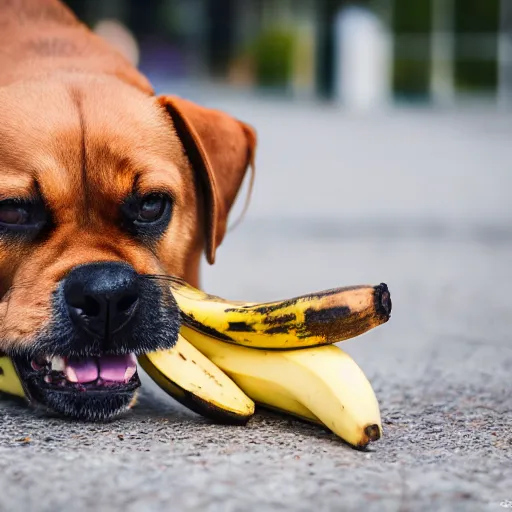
[98,354,137,383]
[64,355,137,383]
[65,359,98,383]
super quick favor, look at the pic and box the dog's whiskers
[142,274,187,284]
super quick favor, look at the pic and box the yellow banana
[168,277,391,350]
[181,326,382,448]
[0,355,25,399]
[138,334,255,424]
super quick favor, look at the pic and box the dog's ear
[158,95,256,264]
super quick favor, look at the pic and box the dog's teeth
[44,375,52,384]
[50,357,66,372]
[65,367,78,383]
[124,365,137,383]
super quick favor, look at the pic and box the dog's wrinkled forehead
[0,78,188,208]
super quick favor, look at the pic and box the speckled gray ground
[1,100,511,512]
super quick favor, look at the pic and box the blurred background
[65,0,512,106]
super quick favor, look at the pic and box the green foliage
[251,27,297,88]
[391,0,500,95]
[391,0,432,96]
[454,0,499,33]
[454,0,499,91]
[393,59,431,98]
[393,0,432,34]
[455,60,498,92]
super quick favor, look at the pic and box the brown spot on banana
[201,369,223,387]
[262,313,297,325]
[180,313,235,342]
[227,322,257,333]
[292,284,391,342]
[304,306,351,324]
[264,324,295,335]
[237,285,371,316]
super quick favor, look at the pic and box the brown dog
[0,0,256,420]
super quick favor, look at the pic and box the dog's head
[0,76,256,420]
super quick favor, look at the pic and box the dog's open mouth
[12,353,142,421]
[28,353,140,392]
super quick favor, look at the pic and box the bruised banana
[181,326,382,448]
[168,277,391,350]
[138,334,254,424]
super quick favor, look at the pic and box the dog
[0,0,256,421]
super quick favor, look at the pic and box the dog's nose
[63,262,140,337]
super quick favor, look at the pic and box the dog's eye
[137,195,166,223]
[136,194,168,223]
[0,200,47,237]
[121,193,172,239]
[0,205,29,225]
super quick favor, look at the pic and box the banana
[167,277,391,350]
[138,334,255,425]
[0,355,25,399]
[181,326,382,448]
